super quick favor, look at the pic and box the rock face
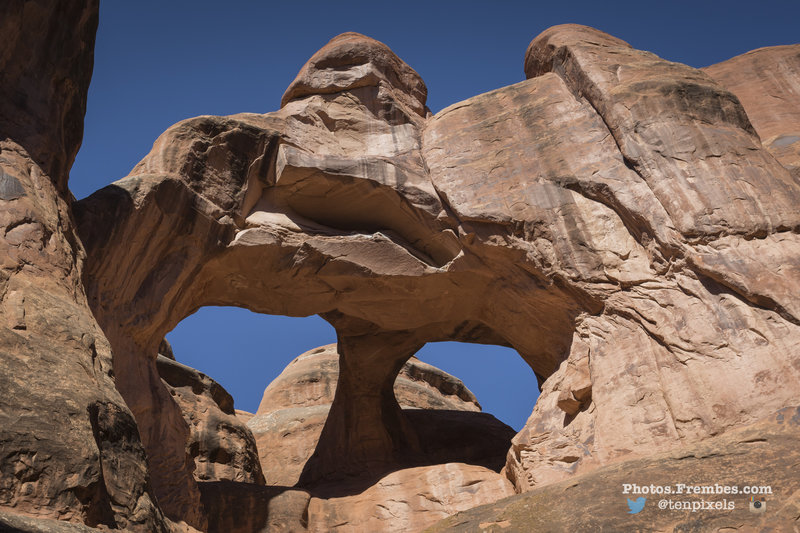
[0,2,170,531]
[0,1,97,196]
[427,406,800,532]
[200,344,516,533]
[501,25,800,492]
[75,23,800,503]
[157,355,265,485]
[307,464,515,533]
[4,12,800,532]
[247,344,509,486]
[704,44,800,179]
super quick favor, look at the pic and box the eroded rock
[0,14,787,530]
[202,345,516,533]
[248,344,508,487]
[157,355,265,485]
[0,2,171,531]
[72,27,800,514]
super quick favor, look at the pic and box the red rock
[704,44,800,179]
[0,0,97,195]
[3,16,799,531]
[157,355,265,485]
[281,32,428,117]
[0,2,172,531]
[210,345,516,532]
[73,28,800,513]
[525,24,800,238]
[248,345,503,487]
[429,406,800,532]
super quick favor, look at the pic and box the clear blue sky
[71,1,799,431]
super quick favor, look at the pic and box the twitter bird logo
[627,497,646,514]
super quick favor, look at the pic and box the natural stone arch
[73,28,800,528]
[73,34,587,522]
[4,4,800,530]
[73,109,589,519]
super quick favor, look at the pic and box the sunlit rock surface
[2,8,799,531]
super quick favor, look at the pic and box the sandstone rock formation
[247,344,511,486]
[0,2,173,531]
[426,405,800,532]
[307,463,514,533]
[3,7,800,531]
[70,25,800,530]
[502,26,800,492]
[157,355,265,485]
[208,343,515,533]
[704,44,800,179]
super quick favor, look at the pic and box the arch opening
[411,341,539,432]
[164,307,336,415]
[159,307,544,495]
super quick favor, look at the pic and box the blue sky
[72,1,799,431]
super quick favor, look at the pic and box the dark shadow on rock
[73,184,136,258]
[198,481,310,533]
[298,408,515,498]
[0,510,100,532]
[409,409,515,472]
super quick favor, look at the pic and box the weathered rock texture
[4,12,800,531]
[502,25,800,491]
[157,355,265,485]
[0,1,96,197]
[0,2,171,531]
[200,344,515,533]
[704,44,800,179]
[427,406,800,532]
[307,463,515,533]
[71,28,800,530]
[248,344,510,486]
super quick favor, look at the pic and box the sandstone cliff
[0,2,173,531]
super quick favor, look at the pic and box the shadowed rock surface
[157,355,265,485]
[0,2,174,531]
